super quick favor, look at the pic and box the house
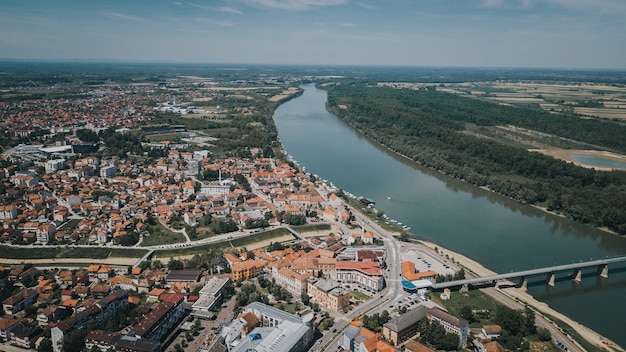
[9,321,43,349]
[0,316,24,341]
[482,325,502,340]
[37,305,71,326]
[2,288,38,314]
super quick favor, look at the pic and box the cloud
[194,17,235,26]
[215,6,243,14]
[102,12,143,21]
[243,0,348,11]
[338,23,355,27]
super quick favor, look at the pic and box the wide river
[273,83,626,348]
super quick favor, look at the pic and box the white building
[45,159,67,174]
[100,165,117,178]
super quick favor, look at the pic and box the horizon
[2,0,626,70]
[2,59,626,72]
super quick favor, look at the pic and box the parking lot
[403,248,457,275]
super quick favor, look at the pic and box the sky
[1,0,625,69]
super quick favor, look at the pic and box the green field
[0,245,148,261]
[141,222,187,247]
[154,228,293,258]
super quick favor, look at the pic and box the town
[0,69,560,352]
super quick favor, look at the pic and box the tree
[168,258,184,271]
[37,337,54,352]
[301,292,310,306]
[459,305,475,323]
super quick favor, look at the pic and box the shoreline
[326,103,620,238]
[417,240,624,352]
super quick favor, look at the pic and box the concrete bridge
[431,256,626,291]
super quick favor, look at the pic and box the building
[272,266,312,296]
[100,165,117,178]
[45,159,67,174]
[404,340,436,352]
[191,276,231,319]
[332,261,385,292]
[127,296,186,342]
[165,270,203,284]
[0,205,18,220]
[232,260,265,281]
[2,288,38,315]
[187,159,201,175]
[306,278,350,312]
[200,181,231,197]
[402,261,436,282]
[426,307,469,349]
[37,222,57,244]
[482,325,502,340]
[382,305,428,345]
[340,324,398,352]
[9,321,43,349]
[228,302,314,352]
[51,289,129,352]
[85,330,160,352]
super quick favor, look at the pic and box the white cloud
[215,6,243,14]
[194,17,235,26]
[242,0,348,11]
[102,12,143,21]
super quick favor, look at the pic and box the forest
[325,83,626,235]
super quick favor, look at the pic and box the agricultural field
[468,82,626,120]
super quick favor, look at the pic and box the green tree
[168,258,184,270]
[37,337,54,352]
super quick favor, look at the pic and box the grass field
[429,289,500,328]
[153,228,293,258]
[141,222,187,247]
[293,224,331,233]
[0,245,148,261]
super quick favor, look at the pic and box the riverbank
[418,240,624,352]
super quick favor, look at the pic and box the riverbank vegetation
[325,84,626,235]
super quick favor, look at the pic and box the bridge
[431,256,626,291]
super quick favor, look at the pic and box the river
[273,83,626,348]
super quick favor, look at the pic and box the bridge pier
[572,269,582,284]
[518,277,527,290]
[597,264,608,278]
[546,272,555,287]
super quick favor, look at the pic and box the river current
[273,83,626,348]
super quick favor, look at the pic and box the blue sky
[1,0,625,68]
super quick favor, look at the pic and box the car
[332,328,337,333]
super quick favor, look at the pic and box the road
[318,210,404,351]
